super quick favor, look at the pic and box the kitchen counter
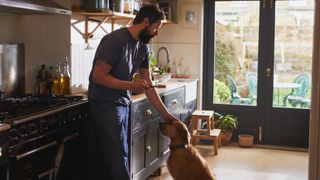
[131,78,199,103]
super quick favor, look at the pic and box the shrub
[214,79,231,103]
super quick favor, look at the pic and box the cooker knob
[9,129,19,141]
[19,126,29,138]
[40,120,48,133]
[29,123,38,135]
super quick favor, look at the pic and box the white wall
[152,0,203,108]
[0,0,71,94]
[152,0,202,78]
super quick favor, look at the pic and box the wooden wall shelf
[71,10,175,43]
[72,11,135,43]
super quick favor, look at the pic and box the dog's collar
[169,143,188,150]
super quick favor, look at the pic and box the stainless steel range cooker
[0,96,88,180]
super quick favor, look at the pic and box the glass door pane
[273,0,314,108]
[214,1,260,106]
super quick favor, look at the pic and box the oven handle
[15,141,57,160]
[63,132,79,143]
[38,167,56,179]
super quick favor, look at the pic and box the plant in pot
[214,112,239,145]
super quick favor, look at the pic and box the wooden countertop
[131,78,198,103]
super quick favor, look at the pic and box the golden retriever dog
[159,120,216,180]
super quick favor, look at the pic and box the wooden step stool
[190,110,221,155]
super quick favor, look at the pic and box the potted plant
[214,112,239,145]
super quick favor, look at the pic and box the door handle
[259,126,262,142]
[266,68,271,77]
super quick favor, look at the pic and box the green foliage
[150,52,157,66]
[214,79,231,103]
[215,112,239,130]
[215,33,236,78]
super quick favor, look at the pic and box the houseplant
[214,112,239,145]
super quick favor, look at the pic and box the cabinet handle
[146,145,152,152]
[172,99,178,104]
[145,108,152,117]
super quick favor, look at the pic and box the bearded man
[87,5,179,180]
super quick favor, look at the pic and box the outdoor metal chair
[226,75,252,104]
[283,73,311,107]
[245,72,257,101]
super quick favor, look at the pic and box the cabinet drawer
[163,87,185,111]
[131,99,160,131]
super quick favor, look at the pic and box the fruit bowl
[153,73,172,82]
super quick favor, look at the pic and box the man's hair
[133,5,164,25]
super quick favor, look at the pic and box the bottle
[171,59,176,78]
[47,66,54,96]
[184,65,190,78]
[53,62,63,96]
[37,64,48,96]
[176,59,183,78]
[61,57,71,95]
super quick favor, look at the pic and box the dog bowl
[238,134,254,147]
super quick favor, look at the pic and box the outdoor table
[274,83,301,106]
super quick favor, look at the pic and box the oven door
[8,137,60,180]
[56,132,82,180]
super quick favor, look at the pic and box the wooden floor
[148,145,308,180]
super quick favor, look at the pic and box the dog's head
[159,120,191,144]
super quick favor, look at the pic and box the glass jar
[124,0,133,14]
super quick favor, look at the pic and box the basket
[238,134,254,147]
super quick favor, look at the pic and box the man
[88,5,179,180]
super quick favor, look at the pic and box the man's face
[139,20,162,44]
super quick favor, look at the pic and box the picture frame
[181,3,199,28]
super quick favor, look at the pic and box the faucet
[157,47,170,67]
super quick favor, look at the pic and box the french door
[203,0,314,147]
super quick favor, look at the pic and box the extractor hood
[0,0,71,15]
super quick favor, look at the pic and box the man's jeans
[89,100,130,180]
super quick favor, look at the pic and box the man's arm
[92,59,150,92]
[139,68,179,122]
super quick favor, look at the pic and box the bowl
[153,73,172,82]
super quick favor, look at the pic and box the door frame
[202,0,311,147]
[202,0,264,144]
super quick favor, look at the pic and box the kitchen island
[130,78,198,180]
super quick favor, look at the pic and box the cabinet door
[159,129,170,156]
[131,118,165,180]
[146,120,160,166]
[131,127,147,178]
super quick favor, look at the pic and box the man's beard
[139,27,155,44]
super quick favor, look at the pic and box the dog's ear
[186,130,191,144]
[176,122,190,144]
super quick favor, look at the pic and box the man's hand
[130,80,150,92]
